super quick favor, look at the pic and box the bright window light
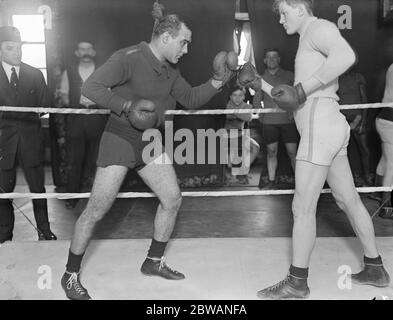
[12,15,45,42]
[238,31,249,65]
[21,44,46,68]
[12,14,47,83]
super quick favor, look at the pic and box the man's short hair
[273,0,314,15]
[152,14,188,39]
[264,48,280,57]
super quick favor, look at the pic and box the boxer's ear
[297,4,306,17]
[161,31,171,44]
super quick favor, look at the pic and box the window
[235,22,254,66]
[234,13,255,66]
[12,14,47,82]
[234,14,256,97]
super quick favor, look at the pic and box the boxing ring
[1,102,393,300]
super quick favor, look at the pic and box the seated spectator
[252,49,298,189]
[338,66,372,186]
[225,85,260,184]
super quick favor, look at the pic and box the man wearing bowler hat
[0,26,57,242]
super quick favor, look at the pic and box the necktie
[10,67,19,94]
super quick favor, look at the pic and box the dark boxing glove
[122,99,158,130]
[237,62,261,91]
[271,83,307,112]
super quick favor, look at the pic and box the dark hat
[0,26,22,43]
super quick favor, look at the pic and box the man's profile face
[0,41,22,66]
[278,2,303,35]
[165,23,192,64]
[264,51,280,70]
[75,42,96,62]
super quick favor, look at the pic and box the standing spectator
[59,41,108,209]
[253,49,298,189]
[338,66,372,186]
[375,62,393,219]
[0,26,56,242]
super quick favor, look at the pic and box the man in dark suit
[0,26,56,242]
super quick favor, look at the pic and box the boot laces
[65,272,87,295]
[158,257,179,274]
[266,276,290,292]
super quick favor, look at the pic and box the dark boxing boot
[257,274,310,300]
[141,256,185,280]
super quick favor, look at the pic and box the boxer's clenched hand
[122,99,158,130]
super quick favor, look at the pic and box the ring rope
[1,102,392,201]
[0,186,391,200]
[1,102,392,115]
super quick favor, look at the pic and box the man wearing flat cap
[0,26,57,242]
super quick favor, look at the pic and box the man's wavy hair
[152,14,188,39]
[273,0,314,15]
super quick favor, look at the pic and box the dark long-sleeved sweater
[82,41,219,140]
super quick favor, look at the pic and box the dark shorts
[96,130,164,171]
[263,123,299,145]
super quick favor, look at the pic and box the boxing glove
[123,99,158,130]
[271,83,307,112]
[212,51,233,85]
[226,51,239,71]
[237,62,261,91]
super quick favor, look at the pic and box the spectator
[375,62,393,219]
[225,85,260,184]
[338,66,372,186]
[59,41,108,209]
[0,26,56,242]
[253,49,298,189]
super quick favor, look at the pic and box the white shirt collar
[1,61,20,82]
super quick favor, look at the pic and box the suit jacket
[0,62,50,169]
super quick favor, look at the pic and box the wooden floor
[9,184,393,241]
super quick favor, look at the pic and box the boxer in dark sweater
[61,12,236,300]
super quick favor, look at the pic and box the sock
[289,264,309,279]
[364,255,383,266]
[147,239,167,259]
[66,250,84,273]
